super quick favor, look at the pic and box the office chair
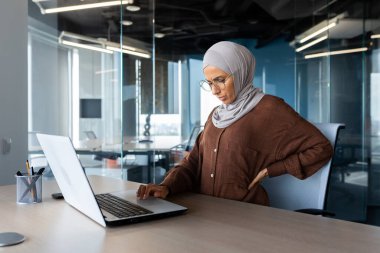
[185,125,204,151]
[169,125,204,168]
[262,123,345,216]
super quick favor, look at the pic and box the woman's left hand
[248,168,268,190]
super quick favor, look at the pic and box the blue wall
[235,39,296,108]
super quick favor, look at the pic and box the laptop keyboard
[95,193,153,218]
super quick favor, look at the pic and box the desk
[29,135,185,182]
[73,135,184,153]
[29,136,184,154]
[2,176,380,253]
[102,136,185,181]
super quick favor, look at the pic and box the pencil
[26,160,36,201]
[26,160,31,176]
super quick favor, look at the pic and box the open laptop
[36,133,187,227]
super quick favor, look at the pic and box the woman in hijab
[137,41,333,206]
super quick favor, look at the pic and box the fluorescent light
[371,34,380,39]
[126,5,141,12]
[305,47,368,59]
[59,31,151,59]
[122,45,138,51]
[312,0,338,15]
[61,40,113,54]
[154,33,165,38]
[121,20,133,26]
[300,22,336,44]
[296,35,328,52]
[43,0,131,14]
[106,46,151,58]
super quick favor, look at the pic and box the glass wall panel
[294,0,370,222]
[366,0,380,225]
[120,0,158,183]
[28,1,129,179]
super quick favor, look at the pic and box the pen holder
[15,174,42,204]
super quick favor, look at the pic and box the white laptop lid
[36,133,106,226]
[37,133,187,227]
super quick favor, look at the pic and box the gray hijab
[202,41,265,128]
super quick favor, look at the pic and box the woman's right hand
[136,184,170,200]
[248,168,268,190]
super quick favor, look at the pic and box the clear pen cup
[15,174,42,204]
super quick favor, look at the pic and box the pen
[17,168,45,201]
[16,171,30,197]
[36,167,45,175]
[18,168,45,202]
[25,160,36,201]
[19,176,40,201]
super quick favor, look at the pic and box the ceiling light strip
[106,46,151,58]
[296,35,328,52]
[300,22,336,44]
[59,31,151,58]
[61,40,113,54]
[60,31,100,44]
[371,34,380,39]
[312,0,338,15]
[122,45,137,51]
[43,0,131,14]
[305,47,368,59]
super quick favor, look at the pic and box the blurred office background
[2,0,380,226]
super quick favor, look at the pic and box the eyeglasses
[199,74,232,92]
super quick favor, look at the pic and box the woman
[137,41,333,206]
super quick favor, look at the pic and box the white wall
[0,1,28,185]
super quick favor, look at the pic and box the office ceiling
[30,0,380,56]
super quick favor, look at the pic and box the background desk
[74,135,185,153]
[29,135,185,182]
[100,136,185,182]
[2,176,380,253]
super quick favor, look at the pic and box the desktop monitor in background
[123,98,136,136]
[80,99,102,118]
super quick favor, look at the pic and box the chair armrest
[295,208,335,217]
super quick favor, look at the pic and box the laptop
[36,133,187,227]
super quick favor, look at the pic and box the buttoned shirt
[161,95,333,205]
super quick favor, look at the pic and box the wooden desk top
[1,176,380,253]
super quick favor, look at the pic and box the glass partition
[120,0,161,183]
[27,0,152,181]
[294,0,370,222]
[366,0,380,224]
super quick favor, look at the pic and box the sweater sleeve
[160,131,203,194]
[267,118,333,180]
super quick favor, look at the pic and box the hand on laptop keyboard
[137,184,170,200]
